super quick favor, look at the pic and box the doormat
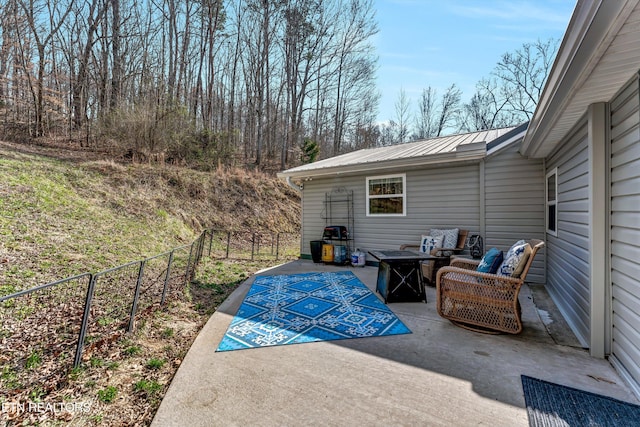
[521,375,640,426]
[216,271,411,351]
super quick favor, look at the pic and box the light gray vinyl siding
[610,75,640,387]
[300,150,546,282]
[485,143,546,283]
[545,116,591,347]
[300,164,481,257]
[301,178,349,252]
[366,164,481,250]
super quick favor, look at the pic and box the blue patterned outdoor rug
[216,271,411,351]
[521,375,640,427]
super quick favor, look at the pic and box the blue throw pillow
[477,248,504,274]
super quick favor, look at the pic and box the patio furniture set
[368,228,544,335]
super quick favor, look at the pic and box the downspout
[285,176,302,192]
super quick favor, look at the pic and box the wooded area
[0,0,557,170]
[0,0,379,169]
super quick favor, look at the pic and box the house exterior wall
[485,143,546,283]
[301,164,481,256]
[300,147,545,283]
[609,74,640,391]
[544,115,591,347]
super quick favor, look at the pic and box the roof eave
[277,148,486,181]
[522,0,632,158]
[486,123,528,156]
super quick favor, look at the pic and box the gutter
[285,176,302,192]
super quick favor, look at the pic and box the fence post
[160,250,174,306]
[197,231,206,263]
[127,261,146,333]
[276,233,281,260]
[226,232,231,258]
[184,241,195,283]
[74,274,97,368]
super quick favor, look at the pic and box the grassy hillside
[0,143,301,292]
[0,142,301,426]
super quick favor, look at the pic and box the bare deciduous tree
[460,38,559,131]
[0,0,380,170]
[329,0,378,156]
[15,0,74,136]
[407,84,461,140]
[459,78,516,132]
[435,83,461,136]
[493,38,558,120]
[393,87,410,143]
[414,87,436,139]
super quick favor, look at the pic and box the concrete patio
[152,260,639,426]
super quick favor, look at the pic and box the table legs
[376,260,426,303]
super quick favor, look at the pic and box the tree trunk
[110,0,121,110]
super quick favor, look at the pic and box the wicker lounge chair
[435,239,545,334]
[400,229,469,285]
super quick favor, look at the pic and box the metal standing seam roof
[279,126,518,179]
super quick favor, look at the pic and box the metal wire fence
[0,273,91,399]
[206,229,300,261]
[0,229,299,406]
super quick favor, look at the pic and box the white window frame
[366,173,407,217]
[546,168,558,236]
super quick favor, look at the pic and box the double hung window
[366,174,406,216]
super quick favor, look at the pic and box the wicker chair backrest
[518,239,545,281]
[456,230,469,251]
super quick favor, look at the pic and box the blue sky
[373,0,577,123]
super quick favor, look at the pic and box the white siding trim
[545,115,591,347]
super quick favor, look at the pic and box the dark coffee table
[368,250,436,303]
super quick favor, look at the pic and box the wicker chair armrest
[447,247,465,254]
[430,246,465,256]
[431,246,454,253]
[449,258,480,270]
[437,266,522,289]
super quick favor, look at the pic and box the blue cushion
[477,248,503,274]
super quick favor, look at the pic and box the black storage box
[310,240,325,263]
